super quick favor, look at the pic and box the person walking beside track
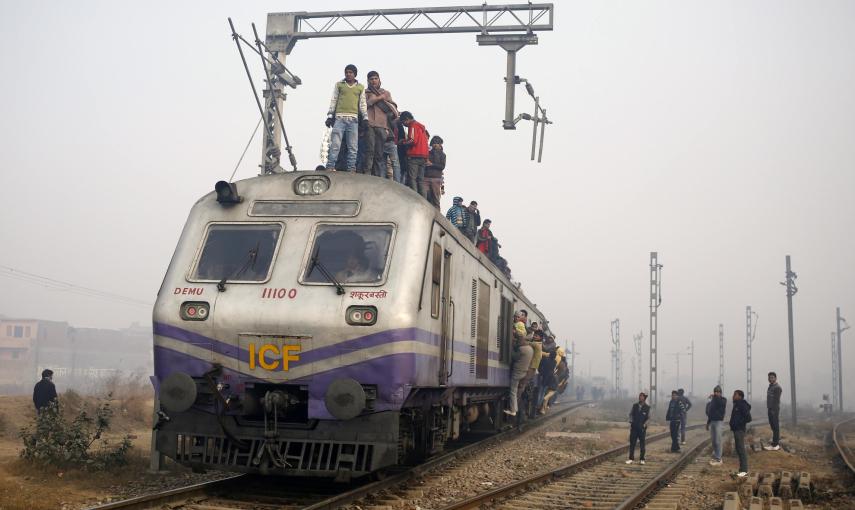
[729,389,752,477]
[666,390,685,453]
[763,371,783,451]
[677,388,692,445]
[626,392,650,465]
[705,385,727,466]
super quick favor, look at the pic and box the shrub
[19,395,133,470]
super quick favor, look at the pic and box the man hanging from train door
[324,64,367,172]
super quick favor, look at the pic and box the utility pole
[837,307,850,412]
[633,331,643,394]
[610,319,621,398]
[718,324,724,388]
[688,341,695,397]
[649,252,663,407]
[781,255,798,426]
[670,352,684,388]
[746,307,758,402]
[832,332,839,412]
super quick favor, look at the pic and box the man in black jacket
[665,390,685,452]
[705,385,727,465]
[626,392,650,465]
[677,388,692,445]
[32,369,58,414]
[729,389,752,476]
[763,371,783,451]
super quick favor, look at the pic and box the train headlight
[294,176,329,196]
[346,306,377,326]
[180,301,209,321]
[215,181,242,204]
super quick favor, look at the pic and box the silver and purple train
[153,172,553,478]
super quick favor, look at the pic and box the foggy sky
[1,1,853,407]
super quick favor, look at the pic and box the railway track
[441,424,713,510]
[833,416,855,474]
[86,400,592,510]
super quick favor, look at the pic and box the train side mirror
[215,181,242,205]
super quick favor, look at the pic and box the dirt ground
[671,419,855,509]
[0,387,222,510]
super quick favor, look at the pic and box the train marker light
[294,175,329,196]
[180,301,209,321]
[215,181,242,204]
[346,305,377,326]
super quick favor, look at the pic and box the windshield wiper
[217,242,259,292]
[310,251,345,295]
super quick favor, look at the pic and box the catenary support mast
[837,307,849,412]
[832,332,839,411]
[260,4,554,172]
[718,324,724,387]
[746,306,758,401]
[649,252,662,407]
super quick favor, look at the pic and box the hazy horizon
[2,1,853,407]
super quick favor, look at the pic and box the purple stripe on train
[153,323,500,368]
[154,346,509,420]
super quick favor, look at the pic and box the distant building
[0,317,152,393]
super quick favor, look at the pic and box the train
[152,171,556,479]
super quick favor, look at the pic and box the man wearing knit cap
[445,196,470,235]
[705,385,727,465]
[424,136,445,208]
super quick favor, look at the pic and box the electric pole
[832,332,839,412]
[611,319,621,399]
[670,352,684,389]
[746,307,758,402]
[688,341,694,397]
[837,307,850,412]
[781,255,798,426]
[633,331,643,394]
[718,323,724,388]
[649,252,662,407]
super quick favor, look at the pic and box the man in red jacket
[399,111,428,198]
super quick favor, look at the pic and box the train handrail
[447,298,455,379]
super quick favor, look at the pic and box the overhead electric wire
[230,118,263,182]
[0,264,152,308]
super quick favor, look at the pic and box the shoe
[737,471,748,477]
[709,459,723,466]
[681,441,686,445]
[625,459,633,464]
[762,444,781,451]
[503,410,516,417]
[640,460,645,465]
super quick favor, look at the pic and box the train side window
[191,223,282,282]
[430,243,442,318]
[497,296,513,364]
[303,224,394,285]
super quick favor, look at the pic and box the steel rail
[832,416,855,474]
[85,400,590,510]
[441,423,711,510]
[301,400,591,510]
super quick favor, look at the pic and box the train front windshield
[304,225,393,285]
[192,224,281,281]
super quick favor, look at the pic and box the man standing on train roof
[677,388,692,445]
[465,201,481,243]
[399,111,429,196]
[763,371,783,451]
[445,197,470,235]
[626,392,650,465]
[363,71,398,177]
[477,219,493,255]
[33,369,58,414]
[325,64,368,172]
[424,136,445,208]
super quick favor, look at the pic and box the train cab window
[303,224,394,285]
[191,223,282,282]
[430,243,442,318]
